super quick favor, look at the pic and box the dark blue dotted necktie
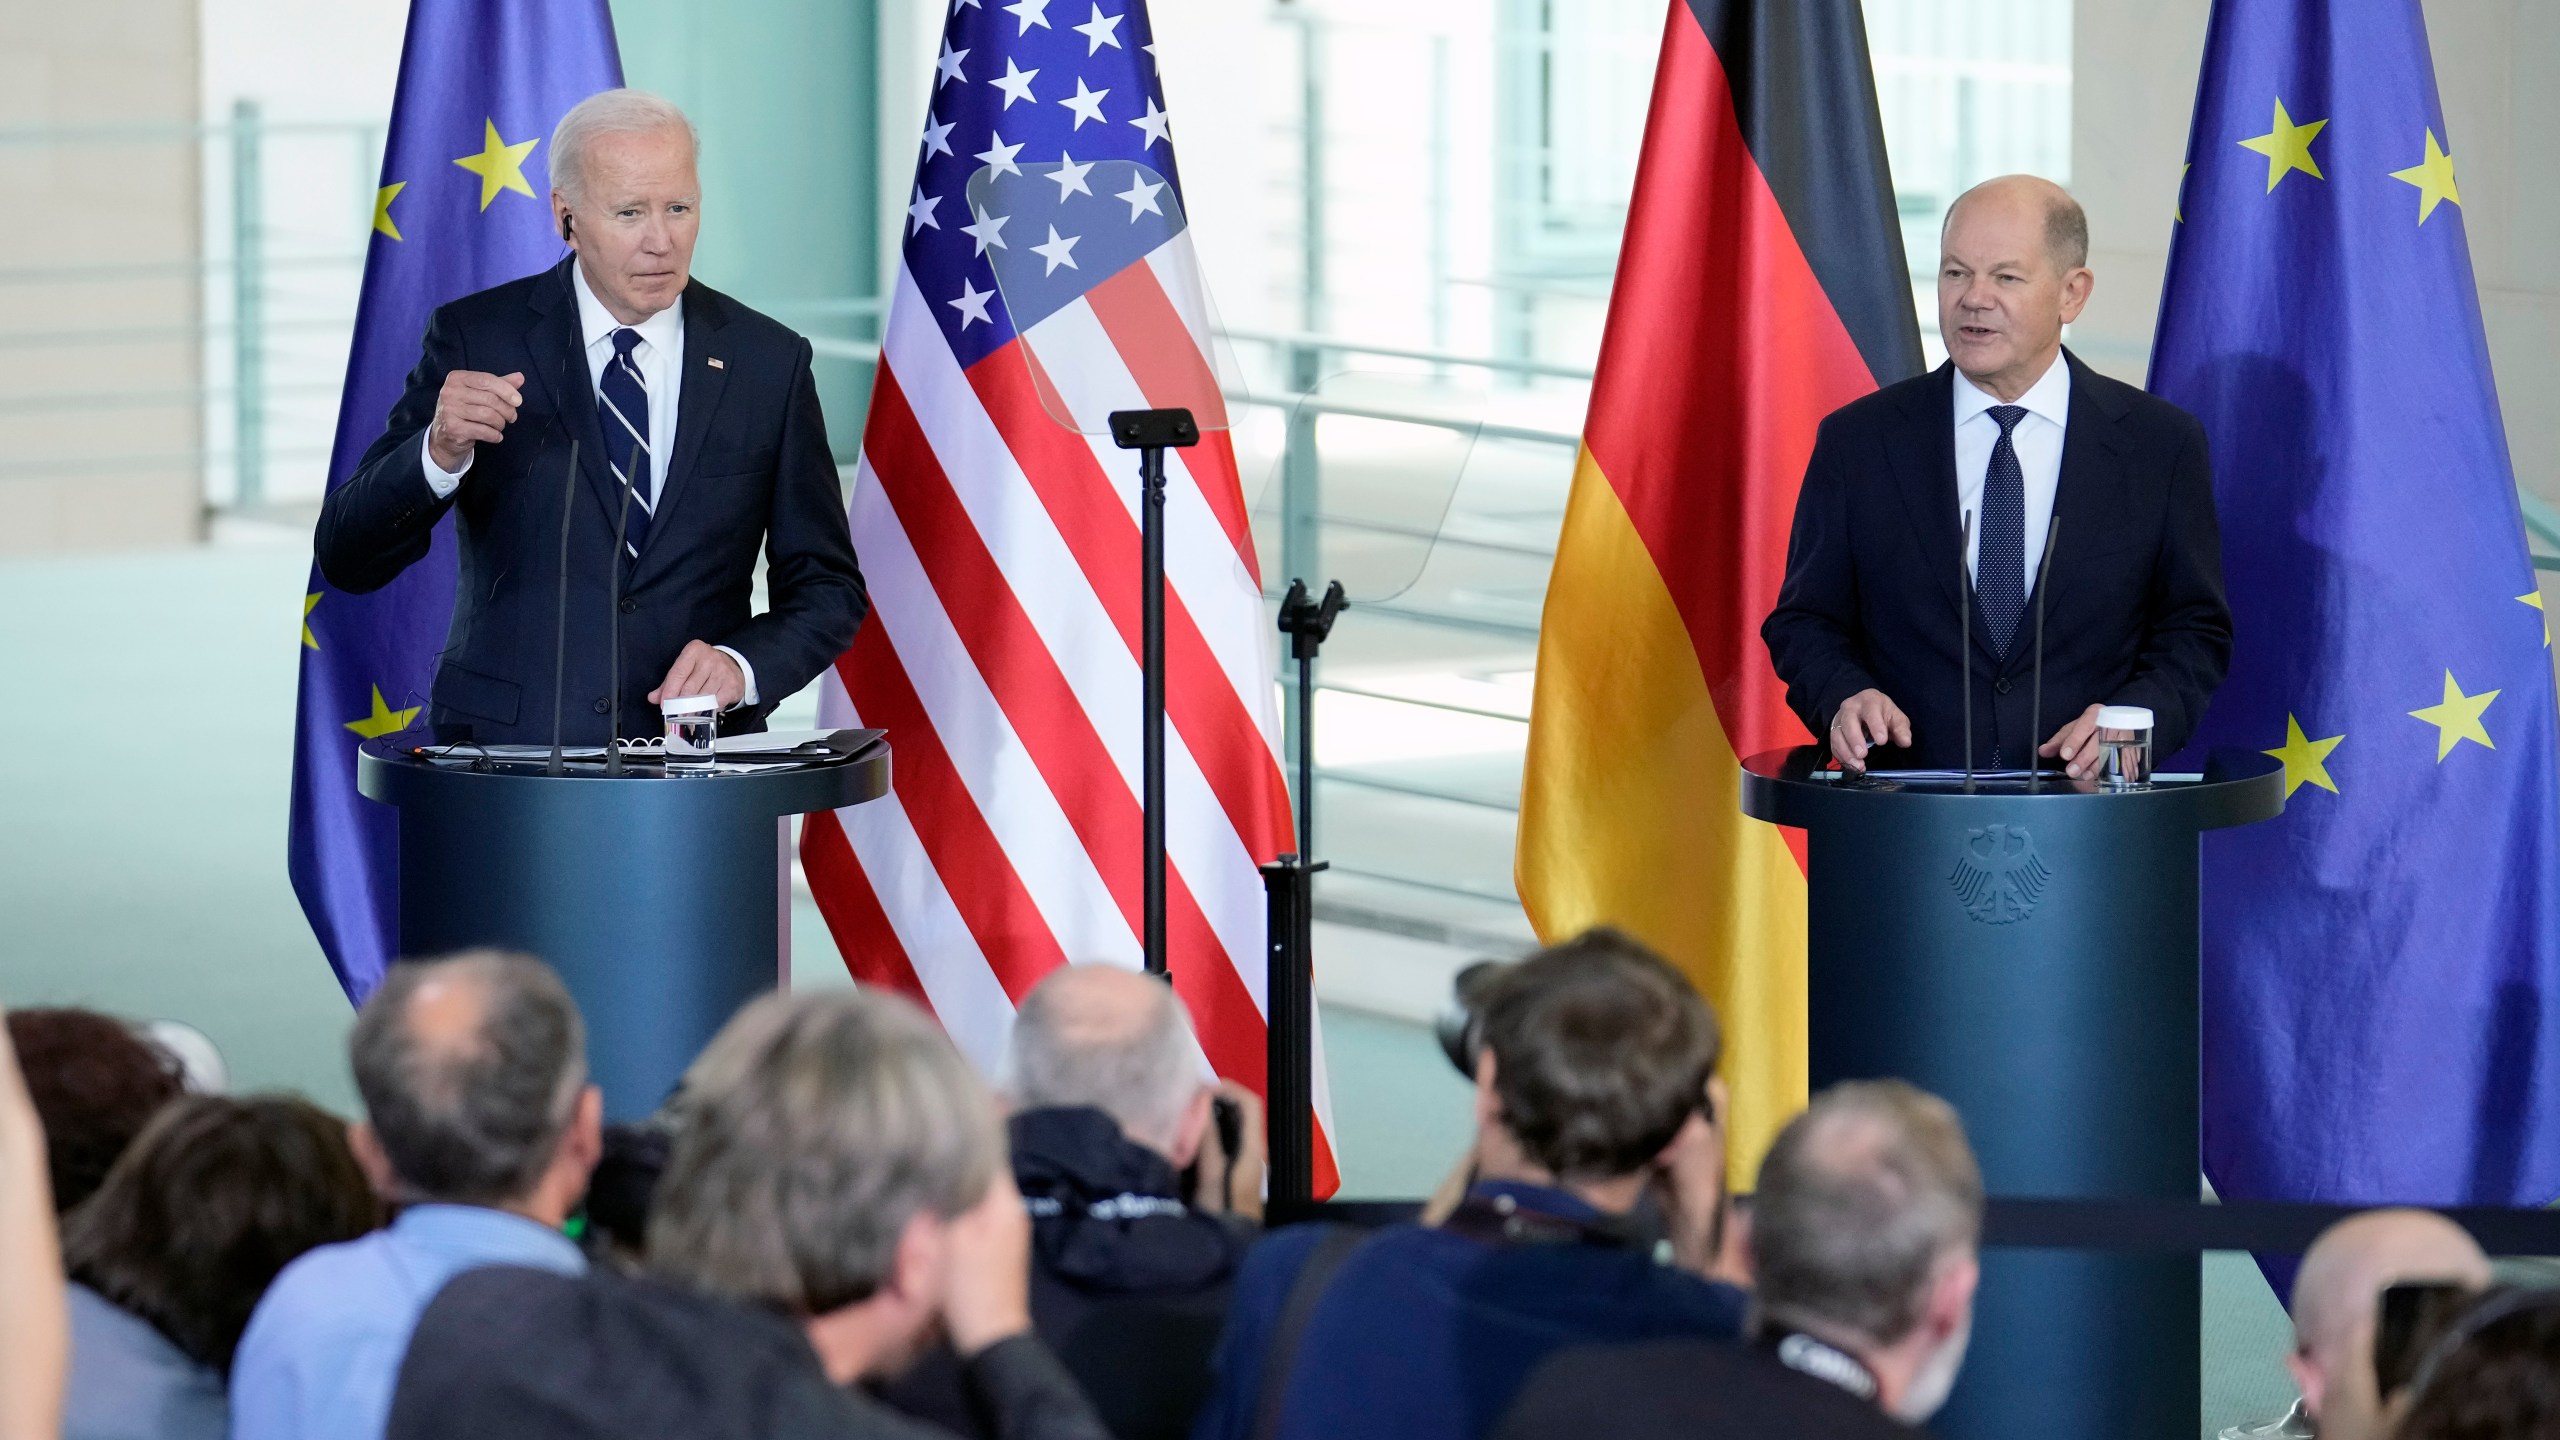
[599,327,652,556]
[1978,404,2028,660]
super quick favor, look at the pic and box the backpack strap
[1248,1224,1369,1440]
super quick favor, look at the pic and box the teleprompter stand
[1261,577,1347,1214]
[1107,407,1202,981]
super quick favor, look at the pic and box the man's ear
[1473,1050,1501,1132]
[1930,1251,1982,1340]
[2285,1349,2326,1424]
[551,190,576,246]
[347,1120,400,1200]
[1166,1085,1214,1171]
[564,1085,604,1174]
[887,1210,947,1310]
[2059,265,2095,324]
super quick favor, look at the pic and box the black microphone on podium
[603,423,645,777]
[2027,514,2060,795]
[539,344,582,777]
[1959,508,1975,793]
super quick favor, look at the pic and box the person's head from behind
[347,950,601,1220]
[548,88,700,324]
[1937,174,2093,401]
[1749,1080,1984,1424]
[6,1007,186,1213]
[64,1095,381,1373]
[647,989,1005,1381]
[1469,928,1723,1203]
[1007,963,1211,1167]
[2385,1287,2560,1440]
[2286,1209,2492,1440]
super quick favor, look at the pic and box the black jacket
[883,1107,1252,1440]
[1762,352,2230,768]
[1492,1337,1927,1440]
[315,258,866,743]
[386,1264,1109,1440]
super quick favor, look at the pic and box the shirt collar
[1953,348,2070,430]
[569,259,683,359]
[390,1202,587,1268]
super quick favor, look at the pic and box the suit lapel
[2039,348,2132,621]
[1888,363,1981,649]
[636,283,732,572]
[521,260,623,534]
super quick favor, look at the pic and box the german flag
[1516,0,1923,1179]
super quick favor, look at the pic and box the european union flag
[288,2,621,1001]
[2153,0,2560,1214]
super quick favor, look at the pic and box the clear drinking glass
[663,694,718,774]
[2095,705,2154,792]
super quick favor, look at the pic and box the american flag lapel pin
[707,357,725,369]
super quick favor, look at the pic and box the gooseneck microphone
[2027,514,2061,795]
[547,432,582,777]
[1959,508,1976,794]
[603,424,644,777]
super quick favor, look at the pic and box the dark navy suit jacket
[1762,351,2231,769]
[315,258,866,744]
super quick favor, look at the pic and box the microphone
[1959,508,1975,794]
[603,423,644,777]
[547,431,582,777]
[2027,514,2061,795]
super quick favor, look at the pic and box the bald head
[2286,1209,2492,1440]
[1937,175,2094,402]
[348,950,587,1204]
[1007,963,1205,1156]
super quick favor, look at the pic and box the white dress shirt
[419,264,756,706]
[1952,350,2070,599]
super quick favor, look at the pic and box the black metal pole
[1140,443,1169,977]
[1263,578,1344,1216]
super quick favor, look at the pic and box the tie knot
[1988,404,2028,436]
[611,327,644,359]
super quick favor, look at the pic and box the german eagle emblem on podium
[1949,823,2050,925]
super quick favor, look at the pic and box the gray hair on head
[647,989,1000,1316]
[1750,1079,1984,1349]
[348,949,587,1206]
[548,88,698,203]
[1006,963,1204,1151]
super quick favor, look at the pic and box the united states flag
[805,0,1338,1191]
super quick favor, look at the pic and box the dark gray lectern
[358,737,890,1120]
[1742,748,2282,1440]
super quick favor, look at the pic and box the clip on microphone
[2027,514,2060,795]
[604,427,644,777]
[1959,508,1976,795]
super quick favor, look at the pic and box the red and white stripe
[807,243,1339,1193]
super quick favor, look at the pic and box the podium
[1742,748,2283,1439]
[358,737,890,1121]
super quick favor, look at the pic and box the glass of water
[662,694,719,775]
[2095,705,2154,792]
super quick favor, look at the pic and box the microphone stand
[604,428,644,777]
[1261,576,1345,1217]
[548,435,581,777]
[2027,515,2060,795]
[1959,509,1976,794]
[1106,407,1201,978]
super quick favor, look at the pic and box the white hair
[548,89,698,203]
[1006,965,1204,1150]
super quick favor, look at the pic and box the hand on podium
[1829,688,1912,771]
[2039,703,2107,781]
[649,640,747,711]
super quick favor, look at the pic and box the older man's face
[1936,190,2089,398]
[559,125,699,325]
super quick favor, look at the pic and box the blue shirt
[1191,1182,1747,1440]
[64,1282,226,1440]
[228,1205,586,1440]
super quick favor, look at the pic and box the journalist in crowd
[315,88,863,744]
[1192,929,1742,1440]
[889,963,1263,1440]
[229,950,602,1440]
[1498,1079,1985,1438]
[384,989,1110,1440]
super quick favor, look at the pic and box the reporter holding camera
[1192,929,1743,1440]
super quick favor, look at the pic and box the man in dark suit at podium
[1763,176,2229,775]
[317,89,865,744]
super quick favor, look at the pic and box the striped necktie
[600,327,652,556]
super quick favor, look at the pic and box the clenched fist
[427,370,526,472]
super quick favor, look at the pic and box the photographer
[1192,928,1742,1440]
